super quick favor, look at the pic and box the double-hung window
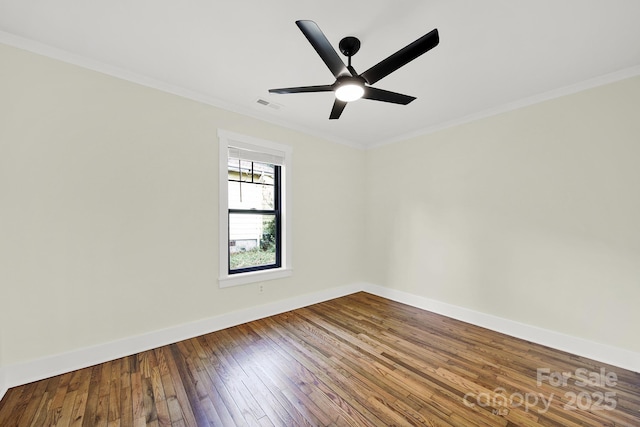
[218,130,292,287]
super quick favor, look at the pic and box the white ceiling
[2,1,640,148]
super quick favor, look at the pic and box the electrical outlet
[258,283,264,293]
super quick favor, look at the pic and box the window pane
[228,182,275,210]
[229,213,277,271]
[228,158,253,182]
[252,161,275,184]
[228,159,276,210]
[228,158,275,183]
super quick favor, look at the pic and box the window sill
[218,268,293,288]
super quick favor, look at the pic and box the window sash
[228,164,281,275]
[228,212,281,274]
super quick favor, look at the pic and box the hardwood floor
[1,292,638,426]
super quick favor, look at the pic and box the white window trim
[218,129,293,288]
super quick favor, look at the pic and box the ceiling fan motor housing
[339,36,361,57]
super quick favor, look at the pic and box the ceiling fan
[269,20,440,120]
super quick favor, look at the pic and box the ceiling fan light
[335,83,364,102]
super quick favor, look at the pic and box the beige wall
[2,40,639,374]
[0,43,366,367]
[365,75,640,352]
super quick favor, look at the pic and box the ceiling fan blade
[361,29,439,85]
[269,85,334,94]
[362,87,416,105]
[329,99,347,119]
[296,20,350,79]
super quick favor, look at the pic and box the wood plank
[120,357,134,427]
[69,367,93,426]
[80,364,102,427]
[107,358,121,426]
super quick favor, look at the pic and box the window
[218,130,292,287]
[228,157,280,273]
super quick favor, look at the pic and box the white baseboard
[0,282,363,401]
[362,283,640,373]
[1,281,637,403]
